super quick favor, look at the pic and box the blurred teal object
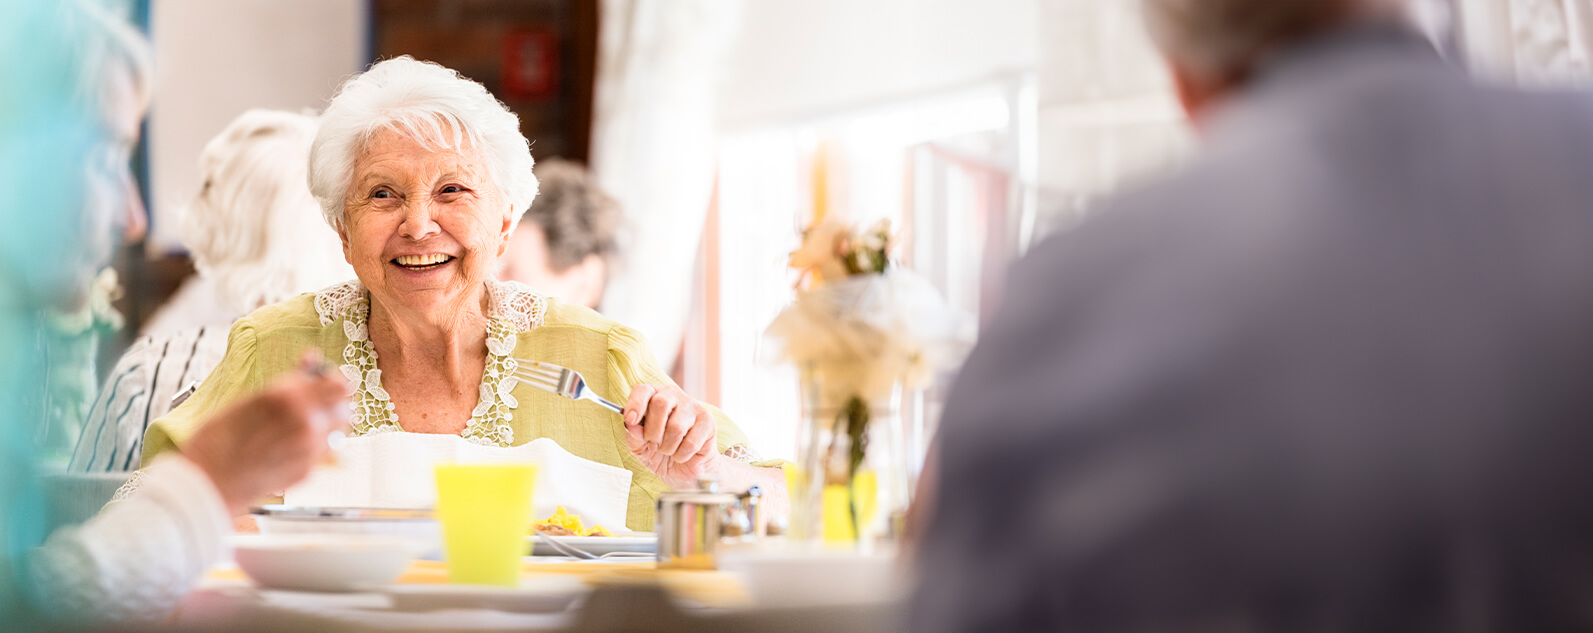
[0,0,112,624]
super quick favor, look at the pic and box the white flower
[486,334,515,356]
[764,269,973,401]
[496,377,519,408]
[364,369,386,398]
[343,319,368,342]
[339,364,363,388]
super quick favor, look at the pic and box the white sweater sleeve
[25,456,231,624]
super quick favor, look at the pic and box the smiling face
[337,127,513,320]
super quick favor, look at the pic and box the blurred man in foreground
[913,0,1593,630]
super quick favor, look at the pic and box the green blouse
[142,280,768,531]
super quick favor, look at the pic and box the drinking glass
[434,464,537,585]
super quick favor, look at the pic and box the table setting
[176,476,905,632]
[167,219,965,631]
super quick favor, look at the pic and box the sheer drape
[589,0,740,371]
[1456,0,1593,85]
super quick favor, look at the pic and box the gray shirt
[914,24,1593,632]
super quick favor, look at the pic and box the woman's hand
[184,353,350,515]
[622,384,719,490]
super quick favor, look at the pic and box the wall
[718,0,1039,131]
[1032,0,1191,238]
[147,0,367,252]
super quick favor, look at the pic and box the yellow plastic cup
[434,464,537,586]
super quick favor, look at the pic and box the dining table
[174,553,905,632]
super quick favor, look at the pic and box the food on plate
[532,506,612,537]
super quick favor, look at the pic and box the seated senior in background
[70,108,353,473]
[141,56,787,531]
[498,157,620,311]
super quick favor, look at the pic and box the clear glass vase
[788,364,913,550]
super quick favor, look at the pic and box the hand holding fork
[514,359,720,490]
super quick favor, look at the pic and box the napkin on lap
[284,433,633,531]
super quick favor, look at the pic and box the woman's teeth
[394,254,453,269]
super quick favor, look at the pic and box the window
[708,80,1033,461]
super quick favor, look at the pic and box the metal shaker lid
[656,474,738,506]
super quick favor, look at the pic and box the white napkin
[284,433,633,531]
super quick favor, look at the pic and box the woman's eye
[372,189,393,199]
[440,185,463,194]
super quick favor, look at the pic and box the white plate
[526,533,656,556]
[385,576,587,613]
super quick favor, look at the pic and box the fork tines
[510,359,625,414]
[514,361,564,390]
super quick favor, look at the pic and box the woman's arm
[142,319,264,467]
[26,457,231,624]
[606,323,790,517]
[708,456,790,522]
[27,361,348,625]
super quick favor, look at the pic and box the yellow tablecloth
[209,559,751,609]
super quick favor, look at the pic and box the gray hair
[520,158,621,272]
[181,109,354,312]
[1143,0,1411,80]
[308,56,538,229]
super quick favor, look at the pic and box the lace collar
[313,279,547,446]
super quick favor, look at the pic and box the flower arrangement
[765,217,971,542]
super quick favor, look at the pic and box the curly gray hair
[308,56,538,229]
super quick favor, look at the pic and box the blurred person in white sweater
[0,2,348,627]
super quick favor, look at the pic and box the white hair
[181,109,354,312]
[308,56,538,229]
[1143,0,1412,80]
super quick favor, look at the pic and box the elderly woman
[143,57,785,531]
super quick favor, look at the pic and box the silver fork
[532,529,653,560]
[532,528,599,559]
[513,359,624,414]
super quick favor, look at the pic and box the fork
[532,529,653,560]
[513,359,624,414]
[532,528,599,560]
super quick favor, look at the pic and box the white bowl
[231,533,426,592]
[718,548,904,608]
[252,506,443,559]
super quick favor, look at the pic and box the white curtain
[1508,0,1593,82]
[589,0,741,371]
[1454,0,1593,85]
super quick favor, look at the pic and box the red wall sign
[502,28,558,101]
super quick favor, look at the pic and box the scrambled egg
[531,506,612,537]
